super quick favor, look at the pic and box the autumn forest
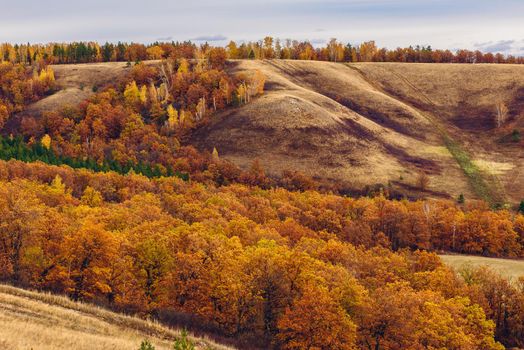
[1,37,524,350]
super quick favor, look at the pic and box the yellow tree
[146,45,164,60]
[81,186,103,207]
[277,285,357,350]
[0,182,45,282]
[0,103,8,129]
[360,41,378,62]
[124,81,141,107]
[62,223,117,301]
[166,105,179,130]
[177,58,189,74]
[139,84,148,105]
[41,134,52,150]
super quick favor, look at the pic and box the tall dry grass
[0,284,234,350]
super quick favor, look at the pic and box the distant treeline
[0,136,189,180]
[1,38,523,65]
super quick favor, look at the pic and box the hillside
[193,60,524,205]
[13,59,524,204]
[0,284,231,350]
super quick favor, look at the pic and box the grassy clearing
[440,254,524,282]
[0,284,233,350]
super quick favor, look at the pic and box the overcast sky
[2,0,524,55]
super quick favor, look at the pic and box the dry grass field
[194,60,524,204]
[18,60,160,117]
[440,254,524,281]
[0,284,233,350]
[27,62,133,115]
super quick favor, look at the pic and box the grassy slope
[195,60,524,204]
[0,284,233,350]
[352,62,524,205]
[440,254,524,281]
[11,60,524,204]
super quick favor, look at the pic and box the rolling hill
[194,60,524,205]
[15,59,524,205]
[0,284,232,350]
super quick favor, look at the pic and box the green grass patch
[443,135,496,205]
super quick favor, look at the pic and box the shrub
[139,339,155,350]
[173,329,195,350]
[511,129,521,142]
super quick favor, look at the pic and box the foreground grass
[440,254,524,281]
[0,284,233,350]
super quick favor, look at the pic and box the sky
[1,0,524,55]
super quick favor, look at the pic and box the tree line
[2,38,523,66]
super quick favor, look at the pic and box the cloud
[475,40,515,53]
[1,0,524,53]
[191,34,227,42]
[310,38,327,45]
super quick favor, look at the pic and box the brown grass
[0,284,234,350]
[440,254,524,281]
[193,60,524,204]
[24,61,160,115]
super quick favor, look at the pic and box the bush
[511,129,521,142]
[173,329,195,350]
[139,339,155,350]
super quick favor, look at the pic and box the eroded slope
[194,60,476,199]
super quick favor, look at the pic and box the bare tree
[159,60,174,91]
[495,102,509,128]
[417,172,430,191]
